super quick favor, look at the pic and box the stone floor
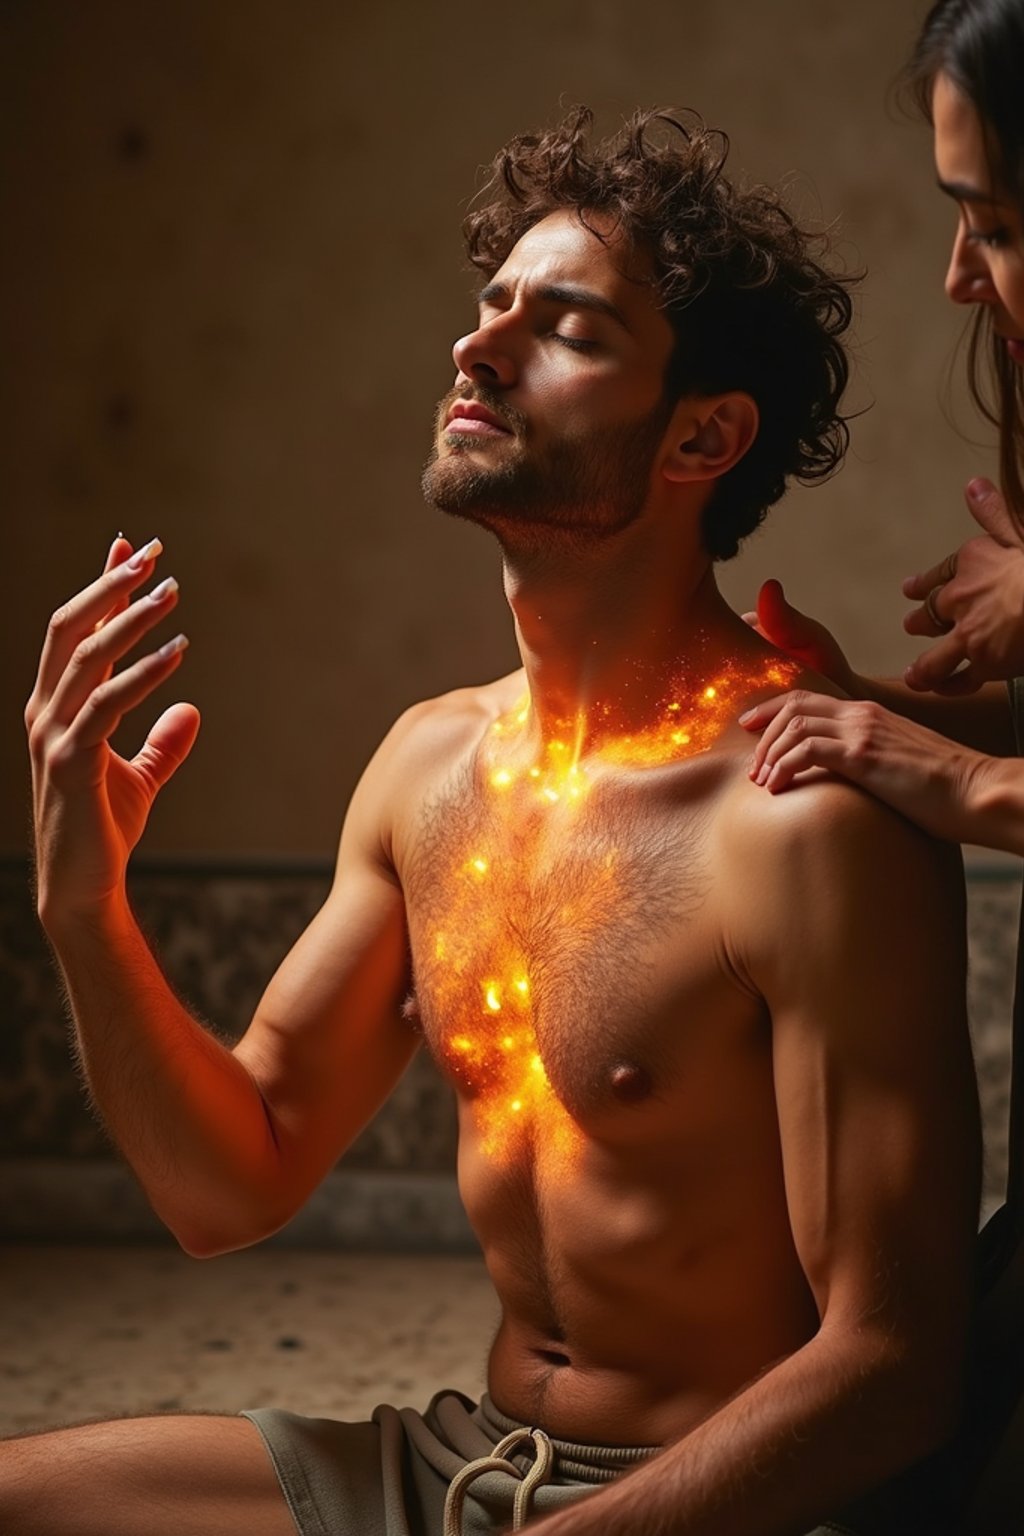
[0,1244,496,1438]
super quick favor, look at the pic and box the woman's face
[933,71,1024,364]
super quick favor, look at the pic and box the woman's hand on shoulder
[738,689,995,846]
[742,579,857,694]
[903,478,1024,694]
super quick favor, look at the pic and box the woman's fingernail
[756,764,770,786]
[127,537,163,571]
[738,708,755,725]
[967,477,991,503]
[149,577,178,603]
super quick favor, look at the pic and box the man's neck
[499,522,760,756]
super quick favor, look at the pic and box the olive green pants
[243,1389,840,1535]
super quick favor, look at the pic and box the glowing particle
[529,767,541,779]
[485,985,502,1012]
[531,1054,543,1073]
[491,769,513,788]
[472,857,488,874]
[667,701,680,712]
[704,686,717,701]
[502,1035,514,1049]
[511,1099,522,1113]
[451,1036,472,1054]
[514,977,530,995]
[543,787,560,803]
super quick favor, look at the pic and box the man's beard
[421,385,673,542]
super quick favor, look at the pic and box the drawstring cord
[443,1424,555,1536]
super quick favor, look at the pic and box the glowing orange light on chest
[427,657,796,1163]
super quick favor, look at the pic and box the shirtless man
[13,108,980,1536]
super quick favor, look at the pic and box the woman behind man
[744,4,1024,1530]
[743,0,1024,836]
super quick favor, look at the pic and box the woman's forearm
[853,676,1015,757]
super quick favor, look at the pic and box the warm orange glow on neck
[429,654,797,1164]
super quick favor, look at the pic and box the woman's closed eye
[967,226,1011,249]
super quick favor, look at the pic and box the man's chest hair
[401,759,717,1124]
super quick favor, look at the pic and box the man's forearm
[530,1326,957,1536]
[45,896,284,1256]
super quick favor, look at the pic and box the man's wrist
[38,884,134,953]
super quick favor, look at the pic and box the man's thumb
[133,703,201,792]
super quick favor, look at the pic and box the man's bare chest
[401,757,721,1153]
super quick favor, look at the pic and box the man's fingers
[966,477,1017,543]
[97,535,138,648]
[44,576,180,729]
[31,538,164,705]
[904,631,968,691]
[131,701,202,792]
[64,635,190,753]
[102,534,134,576]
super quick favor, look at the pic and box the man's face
[422,210,678,538]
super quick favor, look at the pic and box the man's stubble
[421,385,674,544]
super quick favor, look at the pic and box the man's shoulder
[382,669,527,766]
[713,764,965,921]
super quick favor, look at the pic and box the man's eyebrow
[477,281,632,332]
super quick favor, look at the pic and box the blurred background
[0,0,1018,1434]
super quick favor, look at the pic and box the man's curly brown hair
[463,107,856,561]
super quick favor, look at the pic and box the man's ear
[661,393,759,484]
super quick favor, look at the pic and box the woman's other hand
[903,478,1024,694]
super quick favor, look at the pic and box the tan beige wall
[0,0,991,857]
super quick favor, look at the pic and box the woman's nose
[945,223,996,307]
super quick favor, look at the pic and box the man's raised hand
[26,536,200,926]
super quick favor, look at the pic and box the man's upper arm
[727,783,981,1414]
[230,710,426,1221]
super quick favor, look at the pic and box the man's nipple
[609,1062,652,1104]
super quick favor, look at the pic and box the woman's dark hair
[907,0,1024,520]
[463,107,855,561]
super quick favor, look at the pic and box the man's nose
[945,223,996,307]
[452,322,518,389]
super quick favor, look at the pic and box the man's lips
[445,401,512,436]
